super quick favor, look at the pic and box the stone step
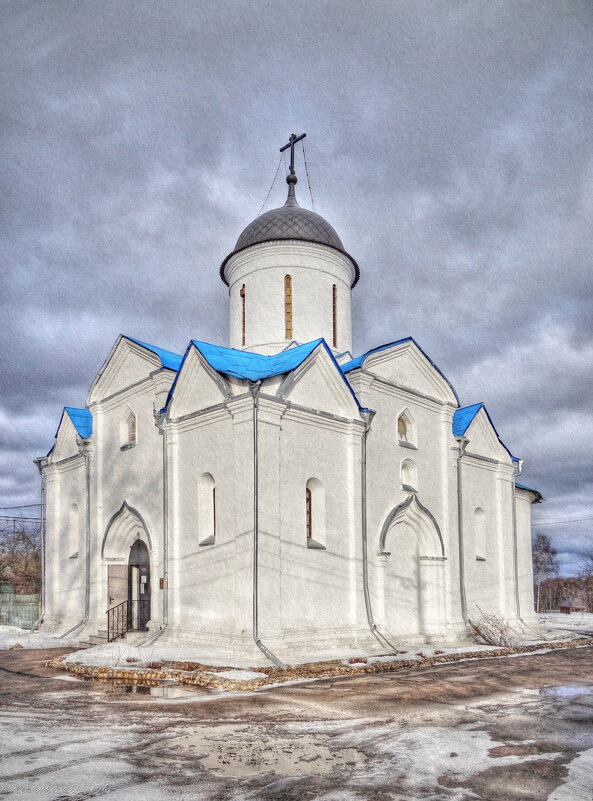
[88,634,109,645]
[77,641,94,649]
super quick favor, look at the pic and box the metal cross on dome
[280,132,306,176]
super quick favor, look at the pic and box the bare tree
[0,518,41,594]
[578,547,593,613]
[532,532,559,613]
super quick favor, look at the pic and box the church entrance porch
[102,502,153,642]
[106,542,150,642]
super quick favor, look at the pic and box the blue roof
[453,402,516,460]
[452,403,483,437]
[340,338,412,372]
[124,336,183,371]
[63,407,93,439]
[165,338,362,411]
[340,337,459,405]
[191,339,324,381]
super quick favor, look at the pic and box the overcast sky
[1,0,592,575]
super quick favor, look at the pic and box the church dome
[220,174,360,287]
[235,199,344,252]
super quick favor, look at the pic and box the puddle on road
[114,684,201,698]
[63,672,206,699]
[540,684,593,698]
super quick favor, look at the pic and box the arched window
[128,414,136,444]
[332,284,338,348]
[306,487,312,539]
[397,409,416,448]
[68,503,79,558]
[240,284,246,346]
[284,275,292,339]
[305,478,326,549]
[401,459,418,492]
[475,507,486,560]
[121,408,137,448]
[198,473,216,546]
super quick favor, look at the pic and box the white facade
[38,171,539,665]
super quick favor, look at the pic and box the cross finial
[279,133,306,205]
[280,132,306,180]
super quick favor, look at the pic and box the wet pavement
[1,645,593,800]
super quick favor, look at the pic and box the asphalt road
[1,646,592,800]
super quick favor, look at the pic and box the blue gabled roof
[124,336,183,371]
[62,407,93,439]
[340,338,412,373]
[340,337,459,405]
[191,339,324,381]
[452,402,483,437]
[453,402,516,460]
[165,338,363,412]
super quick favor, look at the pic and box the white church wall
[88,337,164,405]
[342,371,457,640]
[43,456,86,628]
[168,409,246,643]
[461,457,509,619]
[273,408,364,645]
[89,373,173,632]
[516,488,538,622]
[225,241,355,354]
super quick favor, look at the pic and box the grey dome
[235,202,344,251]
[220,179,360,287]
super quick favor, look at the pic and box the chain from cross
[280,132,306,175]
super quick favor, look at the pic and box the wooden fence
[0,593,40,629]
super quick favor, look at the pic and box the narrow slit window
[240,284,246,346]
[128,413,136,444]
[332,284,337,348]
[284,275,292,339]
[198,473,216,546]
[212,486,216,539]
[306,487,312,540]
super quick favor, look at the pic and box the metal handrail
[106,599,150,642]
[106,599,129,642]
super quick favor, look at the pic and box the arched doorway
[378,495,446,639]
[103,502,152,640]
[129,540,150,631]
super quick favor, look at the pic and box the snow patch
[548,747,593,801]
[0,624,80,650]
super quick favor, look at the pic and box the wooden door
[107,565,128,609]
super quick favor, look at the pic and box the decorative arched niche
[306,477,326,549]
[474,507,486,561]
[379,494,444,557]
[401,459,418,492]
[397,408,417,449]
[198,472,216,546]
[68,502,79,559]
[102,501,151,561]
[378,494,446,638]
[120,407,137,449]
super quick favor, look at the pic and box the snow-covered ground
[0,624,81,650]
[205,669,268,681]
[539,611,593,631]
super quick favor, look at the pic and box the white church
[37,135,540,665]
